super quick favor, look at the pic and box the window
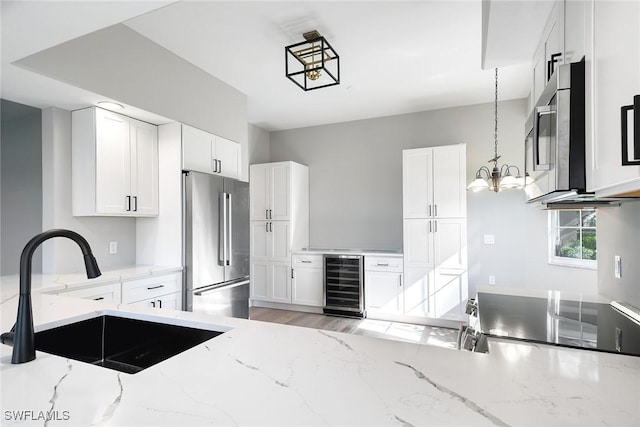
[548,209,597,269]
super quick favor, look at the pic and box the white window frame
[548,209,597,270]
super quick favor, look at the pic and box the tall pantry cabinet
[402,144,468,321]
[249,162,309,305]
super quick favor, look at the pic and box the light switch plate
[109,241,118,255]
[484,235,495,245]
[615,256,622,279]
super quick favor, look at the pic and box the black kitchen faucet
[0,229,101,364]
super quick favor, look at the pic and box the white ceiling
[1,1,540,131]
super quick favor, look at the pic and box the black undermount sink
[35,315,225,374]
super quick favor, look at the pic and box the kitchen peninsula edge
[0,291,638,426]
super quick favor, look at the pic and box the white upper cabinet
[564,0,587,64]
[250,162,293,221]
[402,148,433,218]
[588,0,640,196]
[72,107,158,217]
[182,124,240,180]
[532,1,565,105]
[402,145,466,219]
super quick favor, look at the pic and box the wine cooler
[323,254,365,318]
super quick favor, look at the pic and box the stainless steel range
[461,289,640,357]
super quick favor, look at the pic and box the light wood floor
[249,307,459,349]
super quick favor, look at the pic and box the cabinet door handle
[147,285,165,290]
[301,260,312,264]
[547,52,562,81]
[126,195,131,211]
[291,268,294,279]
[434,204,438,217]
[93,297,105,301]
[269,209,272,219]
[158,299,162,309]
[217,159,222,174]
[269,222,272,232]
[428,205,432,217]
[376,263,389,266]
[434,220,438,233]
[265,209,269,220]
[399,276,403,287]
[212,158,217,173]
[265,222,269,233]
[621,95,640,165]
[151,301,156,308]
[133,196,138,212]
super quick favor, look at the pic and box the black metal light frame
[285,35,340,91]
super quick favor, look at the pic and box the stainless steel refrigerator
[183,171,250,318]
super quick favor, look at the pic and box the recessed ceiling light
[97,101,124,111]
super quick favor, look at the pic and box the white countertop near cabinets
[0,265,182,295]
[298,247,403,257]
[0,292,638,426]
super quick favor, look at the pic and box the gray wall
[597,201,640,307]
[248,123,270,166]
[1,100,43,275]
[269,99,597,296]
[41,107,136,273]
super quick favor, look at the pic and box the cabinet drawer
[292,254,323,268]
[122,273,181,304]
[58,282,121,303]
[129,291,182,310]
[365,256,403,273]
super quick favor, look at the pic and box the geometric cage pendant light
[468,68,524,192]
[285,30,340,91]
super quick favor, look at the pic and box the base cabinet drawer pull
[147,284,165,290]
[94,297,105,301]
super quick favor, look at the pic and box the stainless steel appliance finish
[323,254,365,318]
[524,61,587,205]
[183,171,250,318]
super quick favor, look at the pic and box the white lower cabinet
[364,256,404,317]
[121,273,182,310]
[402,218,468,321]
[56,282,122,303]
[250,261,291,303]
[129,292,181,310]
[291,254,323,307]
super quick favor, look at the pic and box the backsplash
[597,201,640,307]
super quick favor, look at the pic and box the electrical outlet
[109,241,118,255]
[488,275,496,285]
[615,256,622,279]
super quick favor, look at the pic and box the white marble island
[1,292,639,426]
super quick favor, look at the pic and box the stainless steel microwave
[524,61,586,204]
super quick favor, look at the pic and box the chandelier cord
[493,67,498,169]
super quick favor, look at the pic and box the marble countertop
[0,265,182,295]
[297,248,403,257]
[1,292,639,426]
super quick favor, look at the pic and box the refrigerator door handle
[226,193,233,266]
[219,192,227,266]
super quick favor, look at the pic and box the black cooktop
[476,292,640,357]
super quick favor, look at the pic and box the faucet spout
[3,229,101,364]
